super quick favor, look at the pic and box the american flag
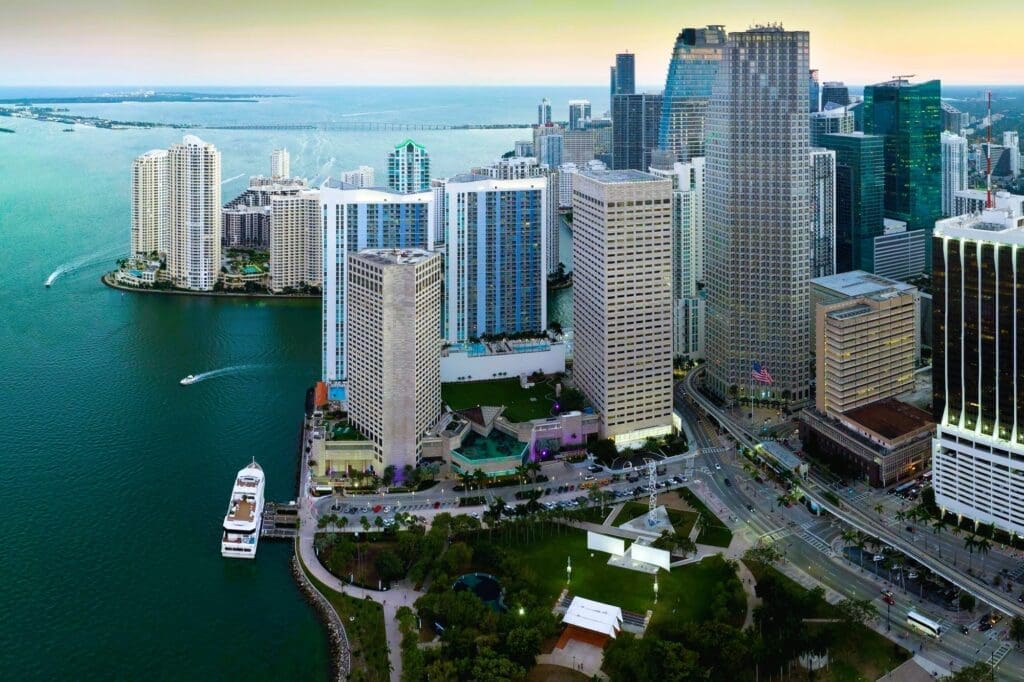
[751,361,773,384]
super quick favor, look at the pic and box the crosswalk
[797,522,834,556]
[1009,563,1024,581]
[989,642,1012,667]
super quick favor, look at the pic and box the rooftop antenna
[986,90,994,209]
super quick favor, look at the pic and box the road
[676,371,1024,679]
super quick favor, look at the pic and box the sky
[2,0,1022,87]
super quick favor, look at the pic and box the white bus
[906,610,942,638]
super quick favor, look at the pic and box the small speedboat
[180,375,197,385]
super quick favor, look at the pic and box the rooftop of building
[842,399,933,441]
[811,270,916,299]
[452,430,528,463]
[578,169,664,184]
[321,178,433,199]
[352,248,437,266]
[936,207,1024,239]
[810,106,854,119]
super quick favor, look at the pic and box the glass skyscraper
[612,93,662,171]
[705,26,812,404]
[863,79,942,255]
[613,53,635,95]
[657,25,726,162]
[821,132,885,273]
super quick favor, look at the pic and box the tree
[948,661,996,681]
[590,438,618,465]
[964,534,979,571]
[375,549,405,583]
[472,468,488,492]
[504,626,543,667]
[977,535,992,573]
[744,543,783,565]
[382,465,396,487]
[836,598,877,626]
[959,592,976,612]
[514,465,529,486]
[526,459,541,482]
[874,503,885,517]
[360,515,371,533]
[458,470,474,493]
[1010,615,1024,648]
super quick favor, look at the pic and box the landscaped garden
[619,500,698,538]
[442,377,556,422]
[678,487,734,547]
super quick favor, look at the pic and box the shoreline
[100,272,319,300]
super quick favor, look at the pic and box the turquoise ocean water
[0,86,595,680]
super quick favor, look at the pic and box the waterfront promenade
[101,273,319,300]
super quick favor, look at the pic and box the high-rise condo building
[443,174,547,342]
[534,124,564,167]
[821,82,850,108]
[705,26,812,404]
[1004,131,1020,177]
[809,106,855,147]
[940,132,968,217]
[657,25,726,163]
[572,170,673,447]
[222,176,308,249]
[347,248,443,471]
[611,93,662,171]
[514,140,534,158]
[809,69,820,113]
[387,139,430,193]
[821,132,885,273]
[268,189,321,292]
[339,166,375,188]
[270,148,290,179]
[320,182,435,383]
[538,98,552,126]
[810,148,837,278]
[168,135,221,291]
[863,78,942,263]
[650,157,706,360]
[932,206,1024,536]
[613,53,635,96]
[130,149,169,257]
[568,99,591,130]
[941,102,969,134]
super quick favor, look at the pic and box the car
[881,589,894,598]
[587,464,603,473]
[905,526,914,533]
[714,463,722,470]
[960,625,970,635]
[723,478,731,487]
[681,476,689,482]
[883,594,895,606]
[383,506,391,514]
[584,474,596,481]
[907,571,919,580]
[433,501,441,509]
[1018,594,1024,604]
[373,504,382,513]
[746,504,755,513]
[979,622,992,632]
[872,554,885,562]
[545,488,552,495]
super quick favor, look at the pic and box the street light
[653,575,659,604]
[566,556,572,584]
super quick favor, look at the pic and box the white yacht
[180,375,196,385]
[221,460,265,559]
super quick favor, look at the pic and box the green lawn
[475,526,744,628]
[745,561,910,681]
[442,378,554,422]
[678,488,734,547]
[297,550,390,682]
[619,501,698,537]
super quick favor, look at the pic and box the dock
[262,502,299,539]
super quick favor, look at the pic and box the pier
[261,502,300,539]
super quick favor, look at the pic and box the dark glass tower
[614,53,636,95]
[822,81,850,107]
[612,93,662,171]
[863,79,942,262]
[657,25,726,162]
[821,132,885,273]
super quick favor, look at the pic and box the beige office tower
[168,136,221,291]
[130,149,169,257]
[270,148,290,179]
[815,288,918,415]
[571,170,674,447]
[346,249,443,471]
[268,189,321,292]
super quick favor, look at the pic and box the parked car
[872,554,885,562]
[723,478,732,487]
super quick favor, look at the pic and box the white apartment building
[1004,131,1020,178]
[941,132,968,217]
[339,166,376,188]
[270,148,290,179]
[130,149,169,257]
[347,248,443,471]
[168,135,221,291]
[571,169,674,447]
[268,189,321,292]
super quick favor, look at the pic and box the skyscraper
[649,157,706,360]
[821,132,885,273]
[809,69,820,113]
[130,149,168,257]
[568,99,591,130]
[941,102,969,134]
[387,139,431,193]
[810,148,837,278]
[270,148,290,179]
[821,82,850,108]
[537,98,552,126]
[657,25,726,163]
[339,166,375,188]
[268,189,321,293]
[863,79,942,257]
[611,93,662,171]
[168,135,221,291]
[572,170,673,446]
[809,106,855,147]
[940,132,968,217]
[347,248,443,471]
[705,26,812,404]
[320,182,435,383]
[613,52,635,95]
[932,206,1024,537]
[444,174,547,342]
[1004,131,1020,177]
[537,132,563,167]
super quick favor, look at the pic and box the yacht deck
[228,497,256,523]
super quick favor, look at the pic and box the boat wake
[181,364,262,385]
[221,173,246,185]
[45,246,122,287]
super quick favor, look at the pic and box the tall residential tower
[387,139,431,193]
[130,149,169,257]
[168,135,221,291]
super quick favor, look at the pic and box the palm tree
[874,503,885,517]
[855,532,869,568]
[360,515,371,533]
[1010,615,1024,648]
[472,468,488,493]
[526,459,542,483]
[515,465,529,486]
[458,470,473,495]
[776,494,790,508]
[977,536,992,574]
[932,516,948,536]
